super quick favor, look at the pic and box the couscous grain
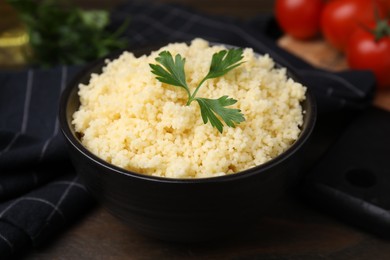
[72,38,306,178]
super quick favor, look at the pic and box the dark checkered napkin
[0,173,92,257]
[0,2,375,258]
[0,67,95,257]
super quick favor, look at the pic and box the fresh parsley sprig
[7,0,129,67]
[149,48,245,133]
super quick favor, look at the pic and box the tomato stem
[372,7,390,41]
[373,19,390,41]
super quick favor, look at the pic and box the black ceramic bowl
[59,43,316,242]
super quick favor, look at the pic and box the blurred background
[49,0,275,16]
[0,0,275,68]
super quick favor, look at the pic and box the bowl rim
[59,41,317,184]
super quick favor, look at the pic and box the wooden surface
[1,0,390,259]
[25,196,390,259]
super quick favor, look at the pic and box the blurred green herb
[7,0,129,66]
[150,49,246,133]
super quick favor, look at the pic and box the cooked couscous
[72,38,306,178]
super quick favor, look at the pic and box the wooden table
[25,196,390,259]
[2,0,390,259]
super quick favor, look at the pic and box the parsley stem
[186,78,208,106]
[186,87,199,106]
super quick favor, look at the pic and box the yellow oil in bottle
[0,1,29,68]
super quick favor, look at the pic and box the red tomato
[346,22,390,89]
[275,0,325,40]
[378,0,390,13]
[321,0,387,51]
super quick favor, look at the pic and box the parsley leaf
[149,51,190,97]
[149,48,245,133]
[196,96,245,133]
[200,49,244,85]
